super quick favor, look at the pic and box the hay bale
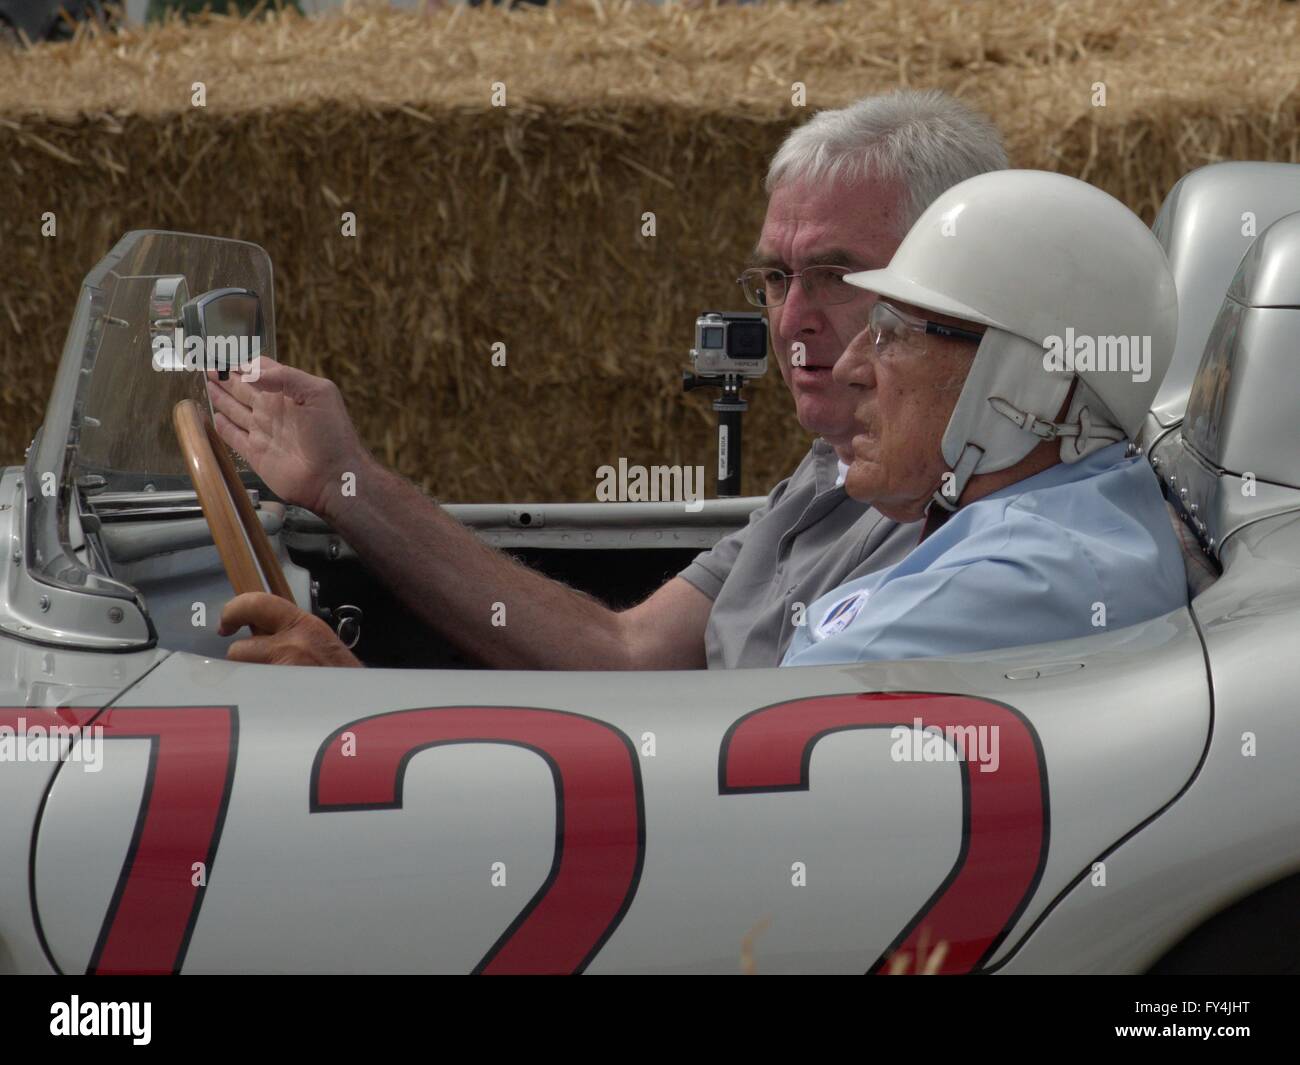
[0,0,1296,500]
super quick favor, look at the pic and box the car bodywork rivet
[107,607,124,624]
[327,540,340,560]
[38,595,49,612]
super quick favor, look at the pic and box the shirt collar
[811,438,847,496]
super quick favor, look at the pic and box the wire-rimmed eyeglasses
[736,265,860,308]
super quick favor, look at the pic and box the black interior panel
[297,546,702,669]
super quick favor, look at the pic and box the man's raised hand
[205,357,370,519]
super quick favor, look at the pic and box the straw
[1,0,1295,499]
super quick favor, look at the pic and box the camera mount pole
[713,376,747,497]
[683,372,748,498]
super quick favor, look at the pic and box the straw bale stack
[0,0,1296,500]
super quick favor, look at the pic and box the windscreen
[27,230,275,599]
[71,231,276,491]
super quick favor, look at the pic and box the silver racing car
[1,161,1298,975]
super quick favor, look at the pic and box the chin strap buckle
[989,396,1062,439]
[989,397,1126,460]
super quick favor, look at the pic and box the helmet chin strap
[988,396,1126,456]
[928,443,982,515]
[926,334,1127,520]
[927,398,1126,518]
[1053,379,1129,463]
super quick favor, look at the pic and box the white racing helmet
[844,169,1178,513]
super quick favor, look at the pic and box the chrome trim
[93,488,260,521]
[1149,428,1300,565]
[281,499,763,557]
[0,470,153,651]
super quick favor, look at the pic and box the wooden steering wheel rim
[173,398,295,603]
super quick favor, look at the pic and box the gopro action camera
[689,311,768,378]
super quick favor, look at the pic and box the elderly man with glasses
[205,90,1010,669]
[783,170,1189,666]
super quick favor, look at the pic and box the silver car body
[2,165,1300,974]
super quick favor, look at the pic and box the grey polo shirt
[678,438,922,669]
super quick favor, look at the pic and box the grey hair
[764,89,1009,233]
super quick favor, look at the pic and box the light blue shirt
[781,443,1188,666]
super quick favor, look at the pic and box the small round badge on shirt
[815,590,870,639]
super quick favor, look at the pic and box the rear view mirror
[148,275,190,336]
[149,276,190,372]
[180,288,264,380]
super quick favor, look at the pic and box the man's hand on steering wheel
[205,357,369,520]
[219,593,363,668]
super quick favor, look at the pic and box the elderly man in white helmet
[782,169,1188,666]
